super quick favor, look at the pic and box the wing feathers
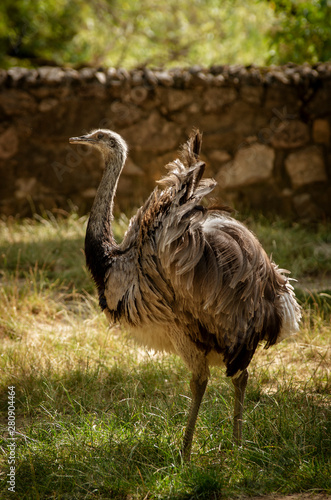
[104,129,300,377]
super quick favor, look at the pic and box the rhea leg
[182,375,208,462]
[231,368,248,445]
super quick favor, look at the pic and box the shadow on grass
[0,360,330,499]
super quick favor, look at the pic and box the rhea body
[69,129,301,461]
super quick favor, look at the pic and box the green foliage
[1,0,330,68]
[0,0,274,68]
[86,0,274,68]
[265,0,331,64]
[0,0,90,67]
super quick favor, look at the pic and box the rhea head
[69,129,128,164]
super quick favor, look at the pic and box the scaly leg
[181,375,208,462]
[231,368,248,445]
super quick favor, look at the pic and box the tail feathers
[277,282,302,342]
[181,128,202,166]
[180,161,206,203]
[157,129,208,200]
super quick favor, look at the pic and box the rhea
[69,129,301,462]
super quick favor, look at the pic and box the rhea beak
[69,135,95,145]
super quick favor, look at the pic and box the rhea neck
[85,147,126,290]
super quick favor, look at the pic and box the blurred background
[1,0,331,69]
[1,0,331,219]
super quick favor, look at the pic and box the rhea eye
[97,133,104,140]
[109,139,116,147]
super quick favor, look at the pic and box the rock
[131,71,144,86]
[293,193,321,219]
[217,143,275,188]
[195,72,214,85]
[208,149,232,164]
[143,68,158,86]
[0,90,37,115]
[24,69,39,85]
[264,86,300,109]
[82,188,97,198]
[240,85,263,105]
[106,67,118,80]
[129,86,149,105]
[312,119,330,144]
[7,67,30,85]
[188,65,204,75]
[15,177,37,199]
[167,90,193,111]
[123,158,144,176]
[213,74,225,86]
[285,146,327,188]
[282,188,293,197]
[38,98,59,112]
[38,66,65,84]
[270,120,309,148]
[188,102,200,114]
[79,67,97,81]
[95,71,106,85]
[305,87,331,117]
[117,68,130,80]
[154,71,174,87]
[108,101,142,127]
[116,176,133,194]
[203,87,237,112]
[0,127,19,159]
[202,133,228,149]
[271,70,290,84]
[63,68,80,82]
[78,82,106,99]
[123,111,182,153]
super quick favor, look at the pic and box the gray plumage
[69,129,301,462]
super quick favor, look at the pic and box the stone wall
[0,63,331,219]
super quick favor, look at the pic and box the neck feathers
[85,149,126,300]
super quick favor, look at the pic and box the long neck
[85,151,124,294]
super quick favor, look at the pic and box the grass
[0,211,330,499]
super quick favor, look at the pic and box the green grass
[0,212,330,499]
[239,212,331,279]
